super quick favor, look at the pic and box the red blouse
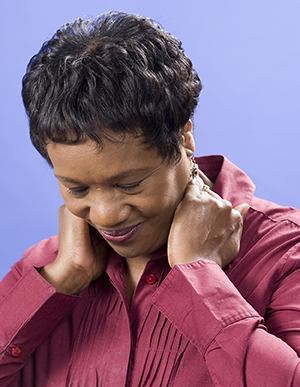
[1,155,300,386]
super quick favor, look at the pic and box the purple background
[1,0,300,279]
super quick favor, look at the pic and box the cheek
[144,183,185,221]
[145,165,189,219]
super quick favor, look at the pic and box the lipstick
[99,224,141,244]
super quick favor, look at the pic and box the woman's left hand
[167,176,249,269]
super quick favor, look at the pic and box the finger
[234,203,250,219]
[196,177,223,201]
[188,175,233,209]
[189,175,223,202]
[191,173,205,188]
[197,168,214,189]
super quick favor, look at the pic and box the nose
[88,192,132,229]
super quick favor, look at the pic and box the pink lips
[99,224,141,244]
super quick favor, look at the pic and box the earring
[190,157,199,179]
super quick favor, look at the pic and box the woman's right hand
[40,205,109,295]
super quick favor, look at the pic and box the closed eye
[116,182,141,192]
[67,187,89,196]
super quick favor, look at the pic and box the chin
[109,238,166,261]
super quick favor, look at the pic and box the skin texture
[41,121,248,298]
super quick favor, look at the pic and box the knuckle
[232,209,243,225]
[214,198,232,212]
[223,199,233,210]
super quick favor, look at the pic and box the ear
[182,119,195,157]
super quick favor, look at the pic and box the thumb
[234,203,250,219]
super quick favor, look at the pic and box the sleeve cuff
[0,266,79,355]
[151,259,262,354]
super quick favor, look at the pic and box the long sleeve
[0,238,80,386]
[151,260,300,386]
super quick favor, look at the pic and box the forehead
[46,135,162,180]
[47,135,157,161]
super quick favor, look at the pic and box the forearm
[151,260,300,386]
[0,267,79,385]
[204,318,300,386]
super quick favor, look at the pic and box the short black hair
[22,11,202,165]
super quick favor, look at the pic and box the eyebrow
[55,176,81,184]
[55,168,151,184]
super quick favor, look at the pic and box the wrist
[168,250,223,269]
[40,263,91,295]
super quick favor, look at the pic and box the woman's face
[47,126,194,261]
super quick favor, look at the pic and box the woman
[1,11,300,386]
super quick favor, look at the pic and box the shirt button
[11,347,22,357]
[145,274,157,285]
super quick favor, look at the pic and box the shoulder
[250,196,300,225]
[227,197,300,313]
[244,197,300,247]
[240,195,300,267]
